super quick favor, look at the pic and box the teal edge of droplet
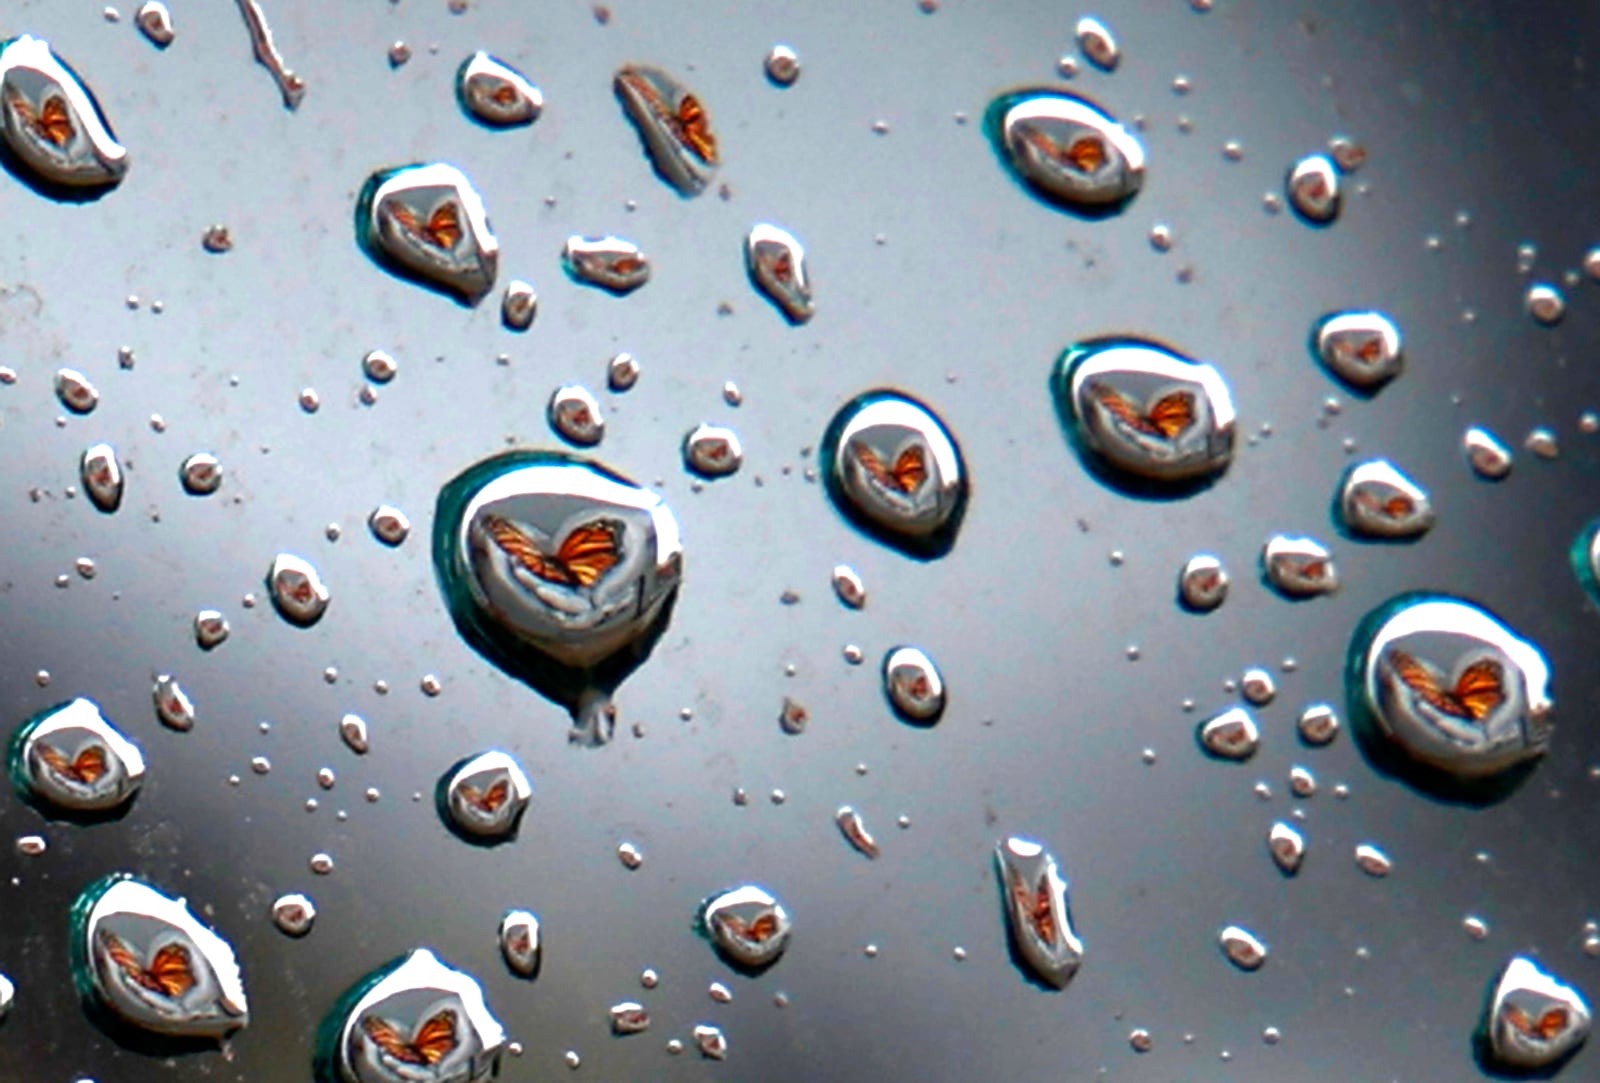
[1568,519,1600,606]
[6,700,67,806]
[66,871,136,1016]
[312,952,412,1083]
[818,388,968,561]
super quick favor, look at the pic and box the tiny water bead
[356,163,499,305]
[368,505,411,547]
[1338,460,1434,539]
[10,698,144,817]
[194,610,230,650]
[1350,593,1553,794]
[1054,338,1236,489]
[1197,707,1259,760]
[1075,16,1120,71]
[831,564,866,608]
[882,646,945,724]
[1525,283,1566,326]
[1463,426,1513,480]
[339,714,369,754]
[835,806,879,858]
[438,750,532,843]
[271,893,315,937]
[316,948,505,1083]
[745,223,815,324]
[1178,554,1229,611]
[822,390,967,558]
[1298,703,1340,745]
[0,35,128,192]
[614,65,716,196]
[708,981,732,1004]
[562,235,649,294]
[986,89,1145,213]
[268,553,330,627]
[71,875,249,1042]
[764,44,800,86]
[682,424,743,478]
[1482,956,1591,1073]
[1268,822,1304,875]
[1219,925,1268,971]
[1354,844,1392,877]
[501,280,536,331]
[56,368,100,413]
[152,675,195,732]
[1313,311,1403,391]
[1261,534,1338,598]
[1463,916,1490,941]
[135,2,174,47]
[700,885,792,971]
[456,52,542,128]
[995,837,1083,989]
[80,443,124,513]
[1286,153,1339,224]
[548,385,605,447]
[498,909,541,978]
[179,452,222,496]
[778,698,808,735]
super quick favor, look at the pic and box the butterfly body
[98,930,198,1000]
[362,1008,459,1067]
[481,514,622,590]
[1387,649,1505,722]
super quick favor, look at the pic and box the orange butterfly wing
[35,742,73,779]
[363,1016,425,1065]
[409,1009,459,1065]
[854,443,927,495]
[1144,391,1197,440]
[145,943,198,998]
[38,98,72,146]
[675,94,717,163]
[483,514,575,587]
[1451,659,1505,721]
[73,745,109,785]
[552,523,622,588]
[425,204,462,250]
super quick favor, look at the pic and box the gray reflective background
[0,1,1597,1080]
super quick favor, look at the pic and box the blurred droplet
[368,505,411,547]
[778,697,808,735]
[764,44,800,87]
[81,443,123,513]
[1464,426,1513,480]
[1524,427,1559,460]
[1198,706,1259,760]
[700,885,792,971]
[606,353,639,391]
[438,751,532,843]
[1129,1028,1153,1053]
[1268,822,1304,874]
[683,424,743,478]
[267,553,330,627]
[617,841,643,869]
[55,368,99,414]
[1482,956,1591,1072]
[179,452,222,496]
[1178,554,1228,611]
[200,224,232,253]
[1525,283,1566,326]
[1338,460,1433,538]
[562,235,649,294]
[1075,16,1120,70]
[1297,703,1340,746]
[693,1024,727,1059]
[548,385,605,447]
[708,981,732,1003]
[194,609,230,650]
[357,163,499,304]
[499,909,541,978]
[1261,535,1338,598]
[135,2,175,47]
[271,893,315,937]
[339,714,369,754]
[1219,925,1267,971]
[0,36,128,191]
[831,564,866,609]
[153,675,195,732]
[387,41,411,67]
[610,1001,650,1034]
[1464,916,1489,940]
[995,836,1083,988]
[1289,765,1317,797]
[1286,154,1339,223]
[501,280,537,331]
[986,89,1145,212]
[835,806,879,858]
[882,646,945,724]
[1313,311,1402,391]
[745,223,814,324]
[361,349,397,384]
[1241,668,1276,706]
[1327,136,1367,172]
[1354,843,1392,877]
[12,698,144,816]
[456,52,542,127]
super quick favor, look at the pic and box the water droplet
[1289,765,1317,797]
[1286,153,1339,224]
[745,223,814,324]
[1241,668,1276,706]
[1267,822,1304,875]
[830,564,866,608]
[356,163,499,305]
[692,1024,727,1060]
[0,36,128,193]
[1197,706,1259,760]
[267,553,329,627]
[339,714,369,754]
[1148,223,1173,252]
[317,767,336,790]
[1261,534,1338,598]
[986,89,1145,213]
[135,2,175,47]
[1464,426,1513,480]
[438,751,532,844]
[606,353,639,391]
[367,505,410,547]
[1128,1027,1153,1052]
[80,443,123,513]
[179,452,222,496]
[995,837,1083,989]
[562,235,649,294]
[152,675,194,732]
[1297,703,1340,745]
[200,224,232,253]
[16,833,45,856]
[822,390,967,557]
[271,893,315,937]
[1219,925,1267,971]
[614,64,716,196]
[456,52,542,128]
[1463,916,1489,940]
[1074,16,1120,70]
[500,280,536,331]
[563,1049,581,1068]
[71,874,249,1040]
[1480,956,1592,1072]
[708,981,732,1003]
[764,44,800,87]
[835,806,879,858]
[194,610,229,650]
[682,423,743,478]
[235,0,304,109]
[299,387,320,412]
[1349,593,1552,799]
[1525,427,1560,460]
[387,40,411,68]
[1338,459,1434,538]
[1313,311,1402,391]
[1054,337,1236,490]
[778,697,808,735]
[640,968,659,989]
[360,350,397,384]
[610,1001,649,1034]
[1354,843,1393,877]
[316,948,505,1083]
[11,698,143,819]
[1327,136,1366,172]
[1174,553,1230,613]
[699,885,792,972]
[882,646,945,724]
[722,380,743,407]
[498,909,541,978]
[55,368,99,414]
[547,385,605,447]
[616,841,644,869]
[1526,283,1566,326]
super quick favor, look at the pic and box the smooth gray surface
[0,1,1596,1080]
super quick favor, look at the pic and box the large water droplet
[692,1024,727,1059]
[548,385,605,447]
[745,223,814,324]
[10,698,144,818]
[1178,554,1229,611]
[1261,534,1338,598]
[682,424,743,478]
[437,750,531,844]
[1286,153,1339,224]
[498,910,541,979]
[995,836,1083,989]
[356,163,499,305]
[1313,311,1402,392]
[699,885,792,973]
[613,65,716,196]
[1349,593,1553,802]
[1338,459,1434,539]
[1219,925,1267,971]
[562,235,649,294]
[0,36,128,193]
[1197,706,1259,760]
[822,390,967,558]
[609,1001,649,1034]
[456,52,542,128]
[152,675,194,732]
[985,89,1144,214]
[1571,519,1600,606]
[268,553,330,627]
[1075,16,1120,70]
[315,948,504,1083]
[1463,426,1513,480]
[81,442,123,512]
[1479,956,1591,1073]
[271,893,315,937]
[882,646,945,724]
[433,452,682,743]
[1267,822,1304,875]
[70,874,248,1042]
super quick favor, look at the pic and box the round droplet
[562,235,649,294]
[764,44,800,86]
[1055,337,1236,489]
[194,609,229,650]
[1219,925,1268,971]
[1313,311,1402,391]
[267,553,329,627]
[437,750,532,844]
[361,349,397,384]
[1075,16,1120,70]
[700,885,792,971]
[606,353,639,391]
[1296,703,1340,746]
[1338,459,1434,539]
[179,452,222,496]
[1464,426,1513,480]
[1289,765,1317,797]
[135,2,174,47]
[1268,822,1304,875]
[1354,843,1392,877]
[456,52,542,128]
[1481,956,1592,1072]
[882,646,945,724]
[80,443,124,513]
[745,223,814,324]
[1241,668,1276,706]
[368,505,410,547]
[1328,136,1367,172]
[683,423,742,478]
[501,280,536,331]
[986,89,1145,213]
[152,675,195,732]
[10,698,144,817]
[617,841,643,869]
[1525,283,1566,326]
[1261,534,1338,598]
[614,65,716,196]
[548,385,605,447]
[610,1002,650,1034]
[498,909,541,978]
[1178,554,1229,611]
[835,806,879,858]
[693,1024,727,1060]
[339,714,369,754]
[387,41,411,67]
[1198,706,1259,760]
[822,390,967,558]
[55,368,99,414]
[831,564,866,609]
[271,893,315,937]
[0,36,128,191]
[995,837,1083,988]
[1286,153,1339,224]
[356,163,499,305]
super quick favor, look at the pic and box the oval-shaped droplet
[1464,426,1513,480]
[271,893,315,937]
[498,909,541,979]
[179,452,223,496]
[548,385,605,447]
[610,1001,649,1034]
[361,349,397,384]
[1354,842,1392,877]
[764,44,800,87]
[831,564,866,609]
[368,505,410,547]
[267,553,329,627]
[81,442,123,513]
[562,235,649,294]
[71,874,248,1040]
[1297,703,1340,746]
[456,52,542,128]
[1241,668,1276,706]
[822,390,967,558]
[996,836,1083,989]
[606,352,639,391]
[55,368,99,413]
[1219,925,1267,971]
[437,750,532,844]
[986,89,1144,214]
[1197,706,1259,761]
[1261,534,1338,598]
[614,65,716,196]
[1267,822,1304,875]
[882,646,945,724]
[1286,153,1339,224]
[699,885,792,972]
[0,36,128,191]
[10,698,144,817]
[339,714,369,754]
[693,1024,727,1059]
[135,2,174,48]
[501,280,536,331]
[1481,956,1592,1073]
[1075,16,1120,70]
[1525,283,1566,326]
[682,423,742,478]
[1338,459,1434,539]
[152,675,194,732]
[356,163,499,305]
[745,223,814,324]
[1178,554,1229,611]
[1313,311,1402,392]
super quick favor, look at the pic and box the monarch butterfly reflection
[98,930,198,1001]
[1386,649,1506,723]
[7,92,73,147]
[481,514,622,590]
[361,1009,459,1067]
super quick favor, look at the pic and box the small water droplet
[0,36,128,192]
[80,443,124,513]
[153,675,195,732]
[367,505,410,547]
[357,163,499,305]
[1524,427,1560,460]
[1177,554,1228,611]
[309,852,334,874]
[986,89,1145,213]
[500,280,537,331]
[1148,223,1173,252]
[179,452,223,496]
[835,806,879,858]
[1288,765,1317,797]
[438,750,532,844]
[387,40,411,67]
[456,52,542,128]
[267,553,329,627]
[1354,843,1393,877]
[882,646,945,724]
[200,224,232,253]
[1463,915,1490,941]
[1464,426,1513,480]
[563,1049,581,1068]
[700,885,792,971]
[55,368,99,414]
[1327,136,1366,172]
[1338,459,1434,538]
[251,756,272,774]
[361,349,398,384]
[337,714,368,755]
[1525,283,1566,326]
[194,610,230,650]
[1286,153,1340,224]
[617,841,643,869]
[1129,1028,1153,1053]
[608,1001,650,1035]
[563,235,649,294]
[829,564,867,609]
[1056,55,1079,78]
[692,1024,727,1059]
[1075,16,1120,70]
[682,423,743,478]
[1222,139,1244,161]
[1296,703,1340,746]
[547,385,605,447]
[1219,925,1268,971]
[745,223,814,324]
[606,353,639,391]
[1198,706,1259,760]
[1241,668,1276,706]
[1481,956,1592,1072]
[1268,822,1304,874]
[498,909,541,978]
[1313,311,1402,391]
[299,387,320,412]
[271,893,315,937]
[1261,534,1338,598]
[16,834,45,856]
[996,837,1083,988]
[135,2,175,47]
[764,44,800,87]
[778,697,808,735]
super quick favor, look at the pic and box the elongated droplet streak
[562,235,649,294]
[234,0,304,109]
[152,675,195,732]
[0,35,128,190]
[745,223,814,324]
[835,806,879,858]
[1482,956,1592,1072]
[996,837,1083,989]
